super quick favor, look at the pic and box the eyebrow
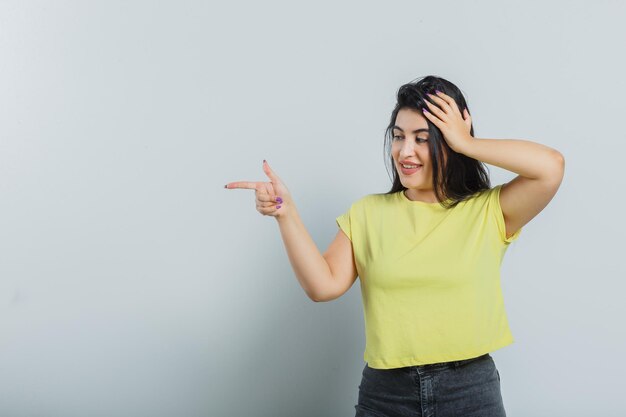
[392,126,429,134]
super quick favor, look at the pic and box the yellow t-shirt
[336,184,521,369]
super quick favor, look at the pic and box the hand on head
[224,160,292,218]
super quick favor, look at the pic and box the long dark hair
[383,75,491,208]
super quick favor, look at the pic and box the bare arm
[226,160,357,302]
[275,206,334,301]
[457,137,564,238]
[423,91,565,238]
[321,229,358,302]
[275,205,358,302]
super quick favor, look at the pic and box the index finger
[435,91,462,115]
[225,181,262,190]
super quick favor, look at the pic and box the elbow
[308,272,340,303]
[547,150,565,184]
[309,290,335,303]
[310,293,328,303]
[308,289,324,303]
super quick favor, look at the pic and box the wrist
[455,135,477,157]
[275,205,298,223]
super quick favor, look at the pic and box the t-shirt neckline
[399,189,449,206]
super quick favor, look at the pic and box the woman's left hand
[422,91,474,154]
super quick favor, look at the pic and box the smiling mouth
[399,164,423,175]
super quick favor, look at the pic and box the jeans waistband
[411,353,490,371]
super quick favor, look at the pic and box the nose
[399,138,417,158]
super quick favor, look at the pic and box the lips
[399,164,422,175]
[398,159,422,165]
[399,160,422,167]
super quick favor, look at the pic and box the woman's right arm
[276,209,357,302]
[226,160,357,302]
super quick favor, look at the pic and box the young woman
[225,75,565,417]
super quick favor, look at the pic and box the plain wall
[0,1,624,416]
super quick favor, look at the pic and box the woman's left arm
[423,91,565,238]
[460,138,565,238]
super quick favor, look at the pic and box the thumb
[262,160,282,184]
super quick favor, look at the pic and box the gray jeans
[355,353,506,417]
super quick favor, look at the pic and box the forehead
[393,108,428,131]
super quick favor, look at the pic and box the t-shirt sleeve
[489,184,522,244]
[335,210,352,242]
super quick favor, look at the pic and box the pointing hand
[224,160,293,219]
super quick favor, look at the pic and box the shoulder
[462,185,500,204]
[441,186,500,213]
[481,184,505,204]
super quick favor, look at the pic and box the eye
[392,135,428,143]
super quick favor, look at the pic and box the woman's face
[391,108,439,202]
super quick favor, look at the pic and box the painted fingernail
[224,184,228,188]
[422,108,429,113]
[435,90,441,94]
[276,205,281,209]
[276,197,283,203]
[263,159,266,164]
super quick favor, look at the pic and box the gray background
[0,1,624,416]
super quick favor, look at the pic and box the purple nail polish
[435,90,441,94]
[422,108,428,113]
[276,205,281,209]
[276,197,283,203]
